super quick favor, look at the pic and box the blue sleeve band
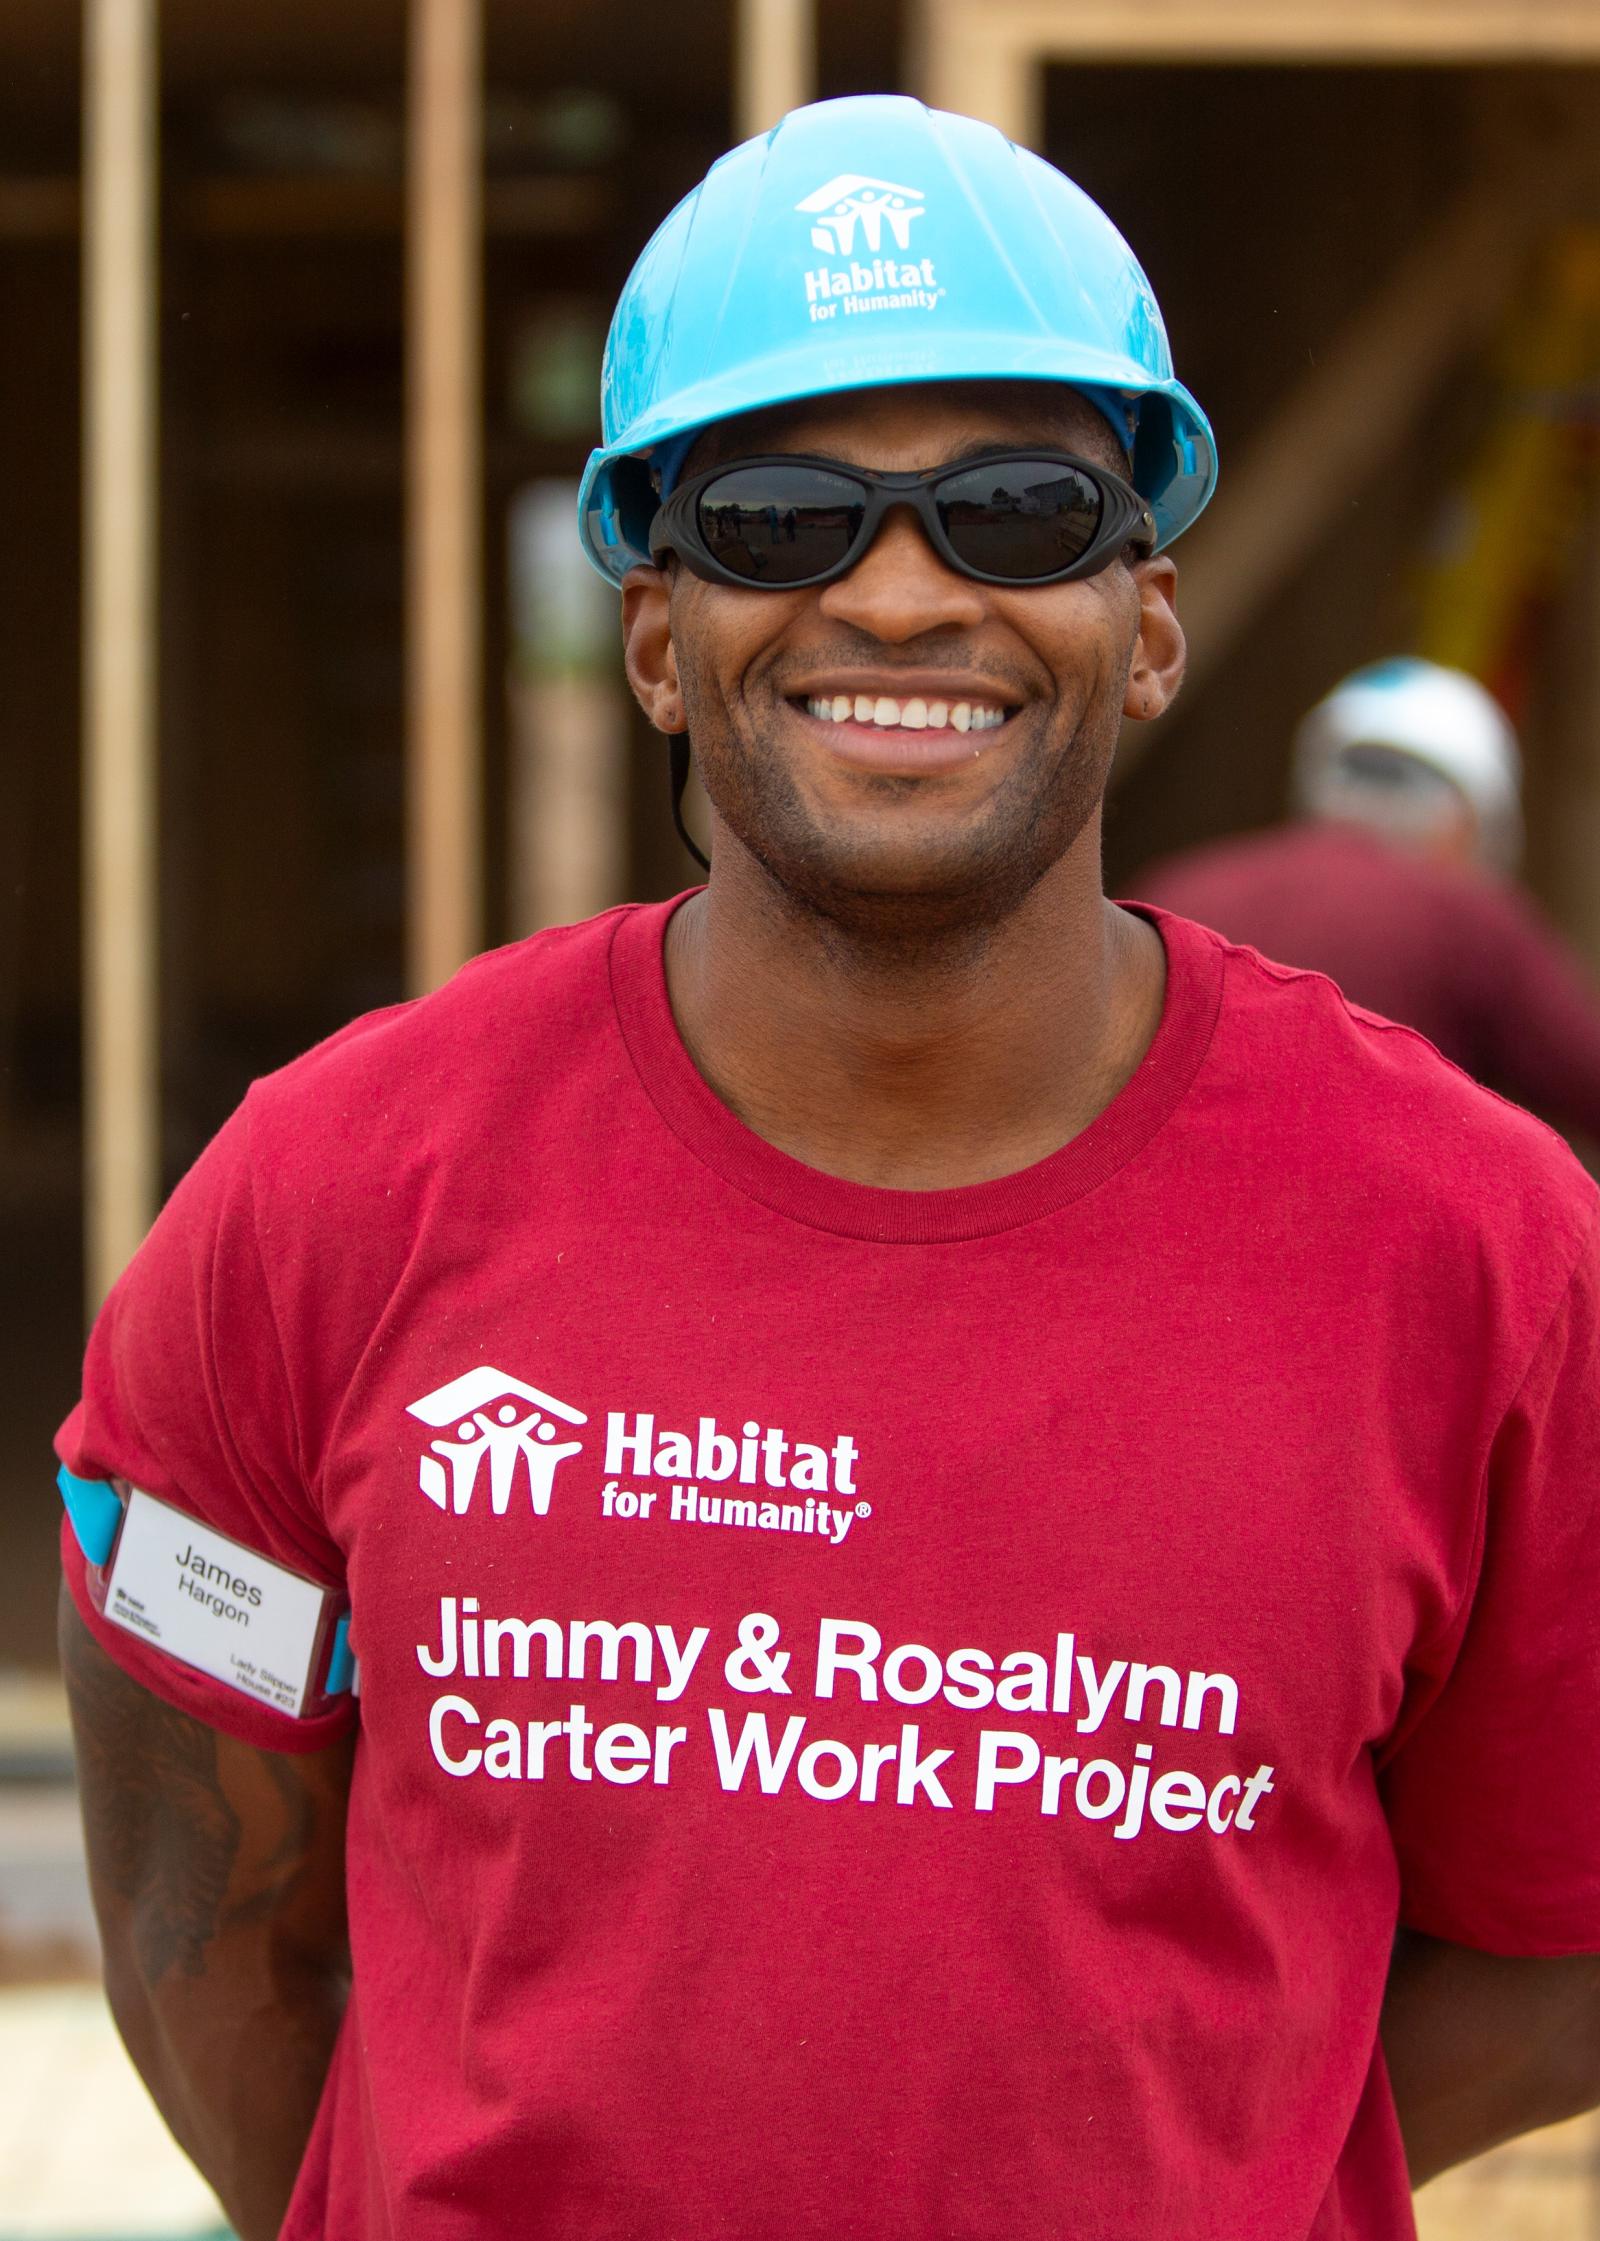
[325,1611,355,1696]
[57,1465,124,1568]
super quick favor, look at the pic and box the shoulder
[1171,911,1599,1323]
[1198,910,1585,1189]
[133,906,659,1458]
[243,904,642,1164]
[210,903,658,1282]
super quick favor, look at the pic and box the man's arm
[60,1586,355,2241]
[1381,1926,1600,2185]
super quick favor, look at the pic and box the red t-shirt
[1139,821,1600,1139]
[58,899,1600,2241]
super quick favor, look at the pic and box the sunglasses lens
[936,459,1105,580]
[696,465,866,584]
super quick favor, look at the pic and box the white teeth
[803,693,1007,731]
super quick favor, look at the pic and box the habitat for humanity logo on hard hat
[408,1367,587,1519]
[797,171,943,324]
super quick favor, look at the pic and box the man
[57,96,1600,2241]
[1140,657,1600,1137]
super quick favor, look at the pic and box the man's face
[622,380,1183,933]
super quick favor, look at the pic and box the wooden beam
[82,0,160,1312]
[914,2,1040,142]
[1120,173,1542,772]
[406,0,484,996]
[919,0,1600,77]
[510,677,627,936]
[507,483,627,938]
[735,0,815,144]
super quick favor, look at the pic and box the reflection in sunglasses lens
[697,466,865,583]
[937,462,1102,580]
[692,458,1108,584]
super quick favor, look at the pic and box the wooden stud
[914,1,1040,142]
[406,0,484,995]
[735,0,815,144]
[82,0,160,1311]
[510,676,628,937]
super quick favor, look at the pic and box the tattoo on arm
[62,1607,243,1982]
[61,1592,354,2239]
[62,1585,354,2017]
[229,1749,329,1936]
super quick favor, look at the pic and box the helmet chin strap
[669,735,711,872]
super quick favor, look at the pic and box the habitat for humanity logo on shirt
[407,1367,869,1547]
[408,1368,587,1517]
[796,172,943,323]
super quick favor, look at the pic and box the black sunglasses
[648,449,1156,592]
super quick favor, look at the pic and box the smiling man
[57,96,1600,2241]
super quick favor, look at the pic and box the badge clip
[59,1466,356,1719]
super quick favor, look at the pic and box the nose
[816,502,986,641]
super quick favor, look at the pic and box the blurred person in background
[1139,657,1600,1139]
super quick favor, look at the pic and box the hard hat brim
[577,348,1216,584]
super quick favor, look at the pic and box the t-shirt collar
[609,894,1222,1243]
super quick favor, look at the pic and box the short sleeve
[1458,878,1600,1143]
[1381,1209,1600,1954]
[56,1092,355,1752]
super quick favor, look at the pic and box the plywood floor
[1416,2108,1600,2240]
[0,1985,227,2239]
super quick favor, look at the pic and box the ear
[621,563,686,733]
[1122,555,1186,723]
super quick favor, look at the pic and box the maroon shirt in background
[1138,821,1600,1140]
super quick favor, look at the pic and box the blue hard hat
[578,94,1216,583]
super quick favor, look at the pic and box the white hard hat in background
[1293,658,1523,870]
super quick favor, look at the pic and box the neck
[662,818,1166,1190]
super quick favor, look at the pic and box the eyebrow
[936,438,1084,464]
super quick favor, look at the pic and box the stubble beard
[677,643,1128,970]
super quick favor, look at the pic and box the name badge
[104,1490,334,1717]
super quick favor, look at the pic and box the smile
[802,693,1009,734]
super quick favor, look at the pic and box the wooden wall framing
[82,0,159,1310]
[916,0,1600,145]
[737,0,816,142]
[406,0,484,996]
[74,0,1593,1301]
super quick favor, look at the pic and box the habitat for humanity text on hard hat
[578,95,1217,583]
